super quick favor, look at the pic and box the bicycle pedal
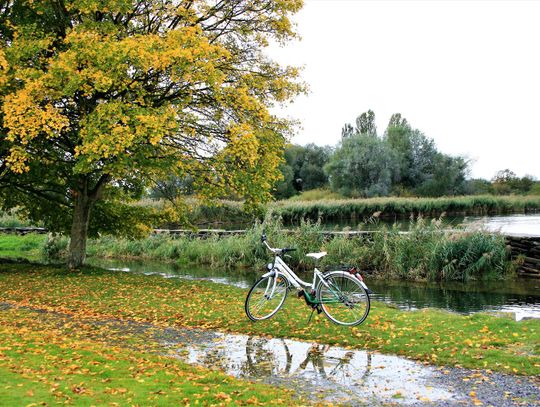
[316,305,323,314]
[297,290,305,298]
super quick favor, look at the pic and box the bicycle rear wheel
[245,274,288,321]
[317,271,370,326]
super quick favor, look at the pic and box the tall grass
[287,188,345,201]
[0,209,35,228]
[369,219,512,281]
[83,215,515,282]
[270,194,540,223]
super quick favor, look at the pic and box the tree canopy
[326,111,468,198]
[325,132,399,198]
[0,0,304,267]
[272,143,330,198]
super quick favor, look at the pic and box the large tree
[0,0,304,268]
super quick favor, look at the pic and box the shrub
[42,234,69,261]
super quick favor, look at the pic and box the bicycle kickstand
[307,305,322,324]
[307,307,316,324]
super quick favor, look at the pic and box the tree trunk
[66,174,110,269]
[67,191,92,269]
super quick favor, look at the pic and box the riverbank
[192,194,540,226]
[3,195,540,230]
[0,262,538,376]
[2,216,516,281]
[272,194,540,224]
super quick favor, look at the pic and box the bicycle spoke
[245,275,288,321]
[317,272,370,326]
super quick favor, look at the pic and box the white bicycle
[245,233,371,326]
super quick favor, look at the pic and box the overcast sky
[268,0,540,180]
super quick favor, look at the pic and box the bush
[42,234,69,262]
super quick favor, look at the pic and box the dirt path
[1,303,538,406]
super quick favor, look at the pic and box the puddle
[1,302,455,404]
[168,333,456,405]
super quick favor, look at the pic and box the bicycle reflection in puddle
[169,333,455,404]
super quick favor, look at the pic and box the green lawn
[0,306,296,406]
[0,233,45,260]
[1,262,539,377]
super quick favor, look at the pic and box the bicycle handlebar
[261,235,296,255]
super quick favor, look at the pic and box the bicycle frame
[260,240,335,303]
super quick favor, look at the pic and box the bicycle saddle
[306,252,327,260]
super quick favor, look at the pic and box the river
[87,257,540,321]
[285,213,540,236]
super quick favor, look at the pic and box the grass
[0,215,516,282]
[0,262,539,376]
[0,233,45,261]
[0,208,35,228]
[0,305,297,406]
[287,188,345,201]
[272,194,540,223]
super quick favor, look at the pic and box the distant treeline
[272,111,539,199]
[149,110,538,202]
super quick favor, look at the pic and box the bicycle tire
[245,273,288,321]
[316,271,370,326]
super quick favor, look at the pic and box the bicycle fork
[263,272,279,299]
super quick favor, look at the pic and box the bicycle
[245,233,371,326]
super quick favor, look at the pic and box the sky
[267,0,540,180]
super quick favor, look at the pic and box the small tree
[0,0,304,268]
[492,170,536,194]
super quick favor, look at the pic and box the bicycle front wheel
[317,271,370,326]
[245,274,288,321]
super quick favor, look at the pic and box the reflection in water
[242,338,370,384]
[173,333,455,404]
[244,337,292,376]
[368,279,540,320]
[89,257,540,320]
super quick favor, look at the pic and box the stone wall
[505,236,540,278]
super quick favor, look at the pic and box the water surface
[87,257,540,320]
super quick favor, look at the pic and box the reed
[83,215,515,282]
[0,208,34,228]
[270,194,540,223]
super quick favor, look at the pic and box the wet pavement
[1,302,539,406]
